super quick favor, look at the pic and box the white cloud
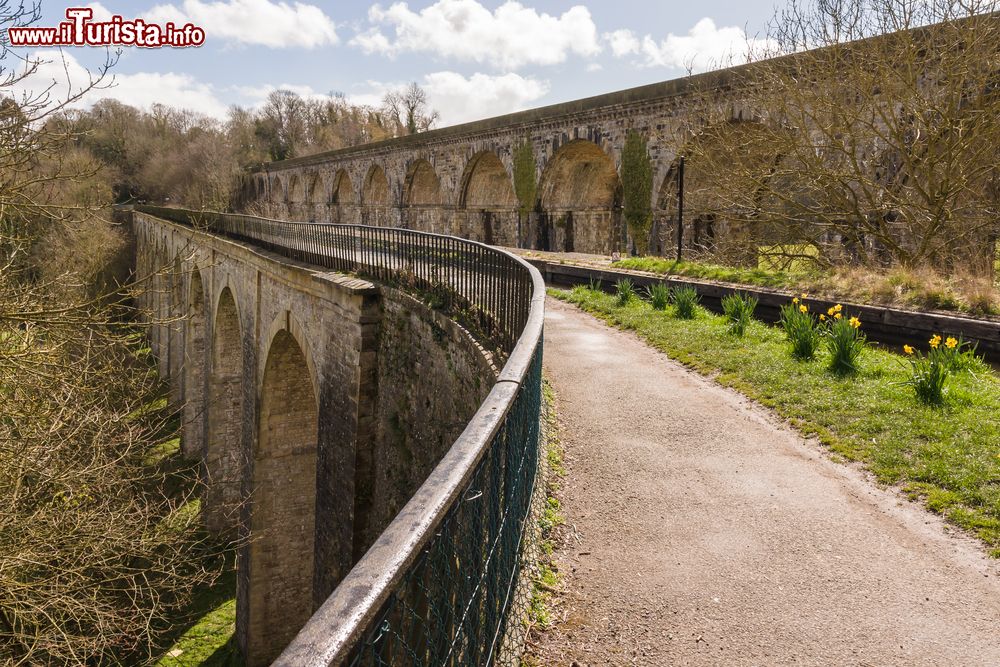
[605,18,777,73]
[341,71,549,126]
[422,71,549,125]
[11,50,230,119]
[85,2,115,22]
[352,0,600,70]
[143,0,338,48]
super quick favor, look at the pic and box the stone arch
[270,175,283,203]
[460,151,517,245]
[539,139,622,254]
[362,165,390,226]
[169,255,185,398]
[308,172,326,204]
[245,322,319,665]
[205,285,245,536]
[362,164,389,205]
[331,169,355,205]
[403,159,442,206]
[658,120,805,264]
[182,266,208,460]
[288,173,305,204]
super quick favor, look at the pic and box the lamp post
[676,156,685,262]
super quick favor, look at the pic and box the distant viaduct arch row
[135,213,499,666]
[244,68,777,255]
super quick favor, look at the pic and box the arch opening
[287,174,304,204]
[205,287,244,537]
[539,139,622,254]
[460,152,518,244]
[246,328,318,666]
[362,165,391,226]
[658,120,812,266]
[182,268,207,459]
[331,169,355,205]
[308,172,326,205]
[269,175,283,203]
[363,165,389,205]
[403,159,442,207]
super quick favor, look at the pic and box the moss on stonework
[621,130,653,255]
[513,140,537,216]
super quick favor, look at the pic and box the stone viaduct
[134,211,506,665]
[241,67,762,258]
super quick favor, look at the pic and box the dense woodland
[57,84,438,211]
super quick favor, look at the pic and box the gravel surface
[532,298,1000,667]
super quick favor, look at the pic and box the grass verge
[552,285,1000,557]
[522,379,566,665]
[613,257,1000,316]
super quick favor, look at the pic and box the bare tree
[382,82,440,136]
[684,0,1000,273]
[1,4,226,664]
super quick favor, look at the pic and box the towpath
[533,297,1000,666]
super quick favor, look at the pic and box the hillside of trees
[47,84,437,212]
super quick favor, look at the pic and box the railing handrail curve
[135,206,545,666]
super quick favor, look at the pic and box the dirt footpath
[533,297,1000,667]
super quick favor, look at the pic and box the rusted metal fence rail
[136,206,545,666]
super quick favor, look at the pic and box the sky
[8,0,783,127]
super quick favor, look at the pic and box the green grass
[155,570,238,667]
[552,286,1000,556]
[526,379,565,634]
[612,256,1000,317]
[141,405,239,666]
[614,256,806,289]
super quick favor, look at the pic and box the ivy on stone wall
[512,140,537,216]
[621,130,653,255]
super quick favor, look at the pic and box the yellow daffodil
[801,293,809,299]
[834,304,843,312]
[827,307,836,316]
[945,337,958,349]
[799,304,808,313]
[929,337,940,348]
[792,297,799,304]
[819,314,826,321]
[834,312,842,320]
[903,345,914,355]
[849,316,861,328]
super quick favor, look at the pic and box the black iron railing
[136,206,545,666]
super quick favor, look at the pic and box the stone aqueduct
[243,68,760,257]
[135,212,507,665]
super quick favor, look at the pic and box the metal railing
[136,206,545,666]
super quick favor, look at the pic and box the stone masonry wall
[352,288,498,558]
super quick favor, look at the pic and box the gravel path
[533,298,1000,666]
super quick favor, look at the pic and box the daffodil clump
[901,334,983,405]
[781,296,866,372]
[779,293,821,360]
[822,303,866,375]
[902,335,951,405]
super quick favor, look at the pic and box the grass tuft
[721,292,758,337]
[615,278,635,306]
[671,286,700,320]
[645,283,671,311]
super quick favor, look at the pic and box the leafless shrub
[685,0,1000,274]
